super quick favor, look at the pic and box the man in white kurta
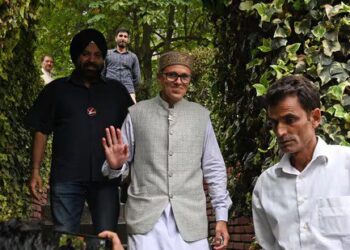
[40,55,54,84]
[102,51,232,250]
[252,75,350,250]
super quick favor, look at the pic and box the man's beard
[117,41,127,48]
[44,66,53,72]
[77,61,103,80]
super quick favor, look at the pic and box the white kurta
[41,68,54,84]
[128,203,210,250]
[103,114,232,249]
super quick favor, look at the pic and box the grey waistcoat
[126,95,210,241]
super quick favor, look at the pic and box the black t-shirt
[25,70,133,182]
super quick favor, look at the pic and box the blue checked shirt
[102,49,141,93]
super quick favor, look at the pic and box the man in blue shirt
[103,28,141,103]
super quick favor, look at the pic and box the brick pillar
[230,216,255,249]
[205,168,255,250]
[30,187,49,220]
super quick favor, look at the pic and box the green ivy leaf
[340,16,350,26]
[274,25,288,38]
[312,24,327,41]
[344,113,350,123]
[259,71,272,86]
[239,1,253,11]
[330,62,349,83]
[325,106,335,115]
[258,38,272,52]
[253,84,267,96]
[286,43,301,54]
[317,64,332,85]
[272,0,284,10]
[318,54,333,66]
[246,58,263,69]
[286,43,301,61]
[253,3,275,23]
[258,135,277,153]
[294,19,311,35]
[330,62,346,75]
[322,39,341,57]
[325,2,350,19]
[271,65,284,79]
[325,30,339,42]
[326,81,350,101]
[271,38,287,50]
[333,104,346,118]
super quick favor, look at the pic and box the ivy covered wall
[0,1,42,220]
[204,0,350,215]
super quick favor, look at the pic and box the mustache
[277,137,293,143]
[82,62,99,69]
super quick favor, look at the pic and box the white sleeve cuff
[101,161,127,179]
[215,207,229,222]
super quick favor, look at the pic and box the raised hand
[102,126,129,169]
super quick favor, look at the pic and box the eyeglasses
[162,72,191,84]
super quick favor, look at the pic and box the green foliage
[186,47,245,218]
[0,1,43,220]
[186,47,218,104]
[35,0,212,98]
[0,1,33,80]
[205,0,350,216]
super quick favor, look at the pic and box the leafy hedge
[204,0,350,215]
[0,1,42,220]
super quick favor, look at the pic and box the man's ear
[311,108,321,128]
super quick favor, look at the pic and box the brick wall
[205,182,255,250]
[30,188,48,220]
[228,217,255,249]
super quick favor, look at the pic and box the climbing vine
[0,0,44,220]
[204,0,350,215]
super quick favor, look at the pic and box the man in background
[102,27,141,103]
[252,75,350,249]
[26,29,133,234]
[40,54,54,84]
